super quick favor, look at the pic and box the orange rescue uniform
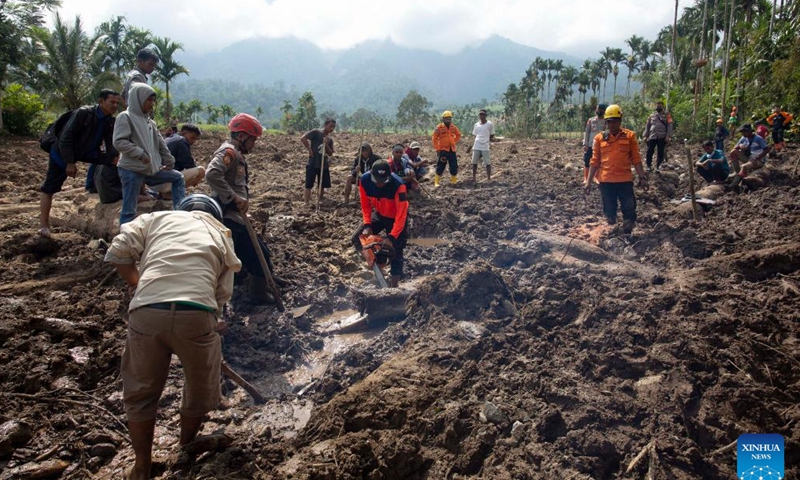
[591,128,642,183]
[432,123,461,152]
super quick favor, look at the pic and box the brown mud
[0,133,798,479]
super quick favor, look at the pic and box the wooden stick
[221,361,266,404]
[241,215,285,312]
[684,142,699,222]
[626,440,654,474]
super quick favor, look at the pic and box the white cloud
[52,0,691,57]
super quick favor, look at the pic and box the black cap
[479,109,487,115]
[738,123,753,132]
[371,160,391,184]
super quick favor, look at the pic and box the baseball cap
[479,109,487,115]
[409,141,421,150]
[738,123,753,132]
[371,160,391,184]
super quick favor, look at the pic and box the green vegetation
[501,0,800,140]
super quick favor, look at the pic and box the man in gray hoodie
[114,83,185,225]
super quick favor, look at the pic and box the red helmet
[228,113,263,138]
[756,125,769,138]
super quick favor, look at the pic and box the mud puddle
[247,309,385,438]
[408,237,448,247]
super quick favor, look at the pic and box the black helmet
[176,194,223,222]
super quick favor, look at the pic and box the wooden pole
[241,214,285,312]
[221,361,267,404]
[684,141,699,222]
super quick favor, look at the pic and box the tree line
[502,0,800,140]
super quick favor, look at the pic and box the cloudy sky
[52,0,692,57]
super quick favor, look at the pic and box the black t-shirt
[165,135,197,171]
[352,152,380,174]
[305,129,333,169]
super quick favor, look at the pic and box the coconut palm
[599,48,614,101]
[151,36,188,124]
[610,48,625,99]
[95,15,127,77]
[623,55,641,97]
[32,13,111,109]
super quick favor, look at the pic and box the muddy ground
[0,130,798,480]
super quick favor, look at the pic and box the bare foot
[126,464,150,480]
[37,226,52,238]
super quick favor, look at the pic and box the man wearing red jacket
[351,160,409,287]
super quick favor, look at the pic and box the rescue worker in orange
[766,105,793,153]
[584,104,649,235]
[432,110,461,187]
[351,160,409,287]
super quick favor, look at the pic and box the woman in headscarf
[113,83,185,225]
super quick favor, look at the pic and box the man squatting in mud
[352,160,409,288]
[584,104,649,235]
[104,194,241,480]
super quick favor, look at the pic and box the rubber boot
[622,219,635,235]
[247,276,275,304]
[450,175,458,185]
[434,174,440,187]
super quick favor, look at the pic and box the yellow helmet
[442,110,453,118]
[604,104,622,119]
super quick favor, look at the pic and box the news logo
[737,434,784,480]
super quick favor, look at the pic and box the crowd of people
[36,46,794,480]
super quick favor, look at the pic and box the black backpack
[39,110,76,153]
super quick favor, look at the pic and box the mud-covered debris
[457,321,488,340]
[89,443,116,458]
[182,433,233,456]
[0,420,33,458]
[0,459,70,480]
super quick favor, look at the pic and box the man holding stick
[104,194,241,480]
[301,118,336,204]
[206,113,284,304]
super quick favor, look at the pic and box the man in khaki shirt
[104,194,241,480]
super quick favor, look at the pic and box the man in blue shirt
[695,140,730,185]
[39,89,120,237]
[729,123,768,190]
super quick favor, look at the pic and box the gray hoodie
[113,83,175,176]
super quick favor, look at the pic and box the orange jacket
[767,111,793,127]
[359,173,408,239]
[591,128,642,183]
[432,123,461,152]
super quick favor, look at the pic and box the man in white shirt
[104,194,241,480]
[471,109,495,182]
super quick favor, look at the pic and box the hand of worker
[583,179,591,194]
[141,154,151,165]
[112,156,120,166]
[65,163,77,178]
[216,320,229,335]
[361,225,372,236]
[160,165,173,171]
[583,146,589,153]
[639,176,649,191]
[234,195,249,214]
[381,237,394,250]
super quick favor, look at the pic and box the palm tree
[625,35,644,61]
[95,16,127,77]
[122,26,152,70]
[32,13,110,109]
[610,48,625,99]
[152,36,189,125]
[623,55,641,97]
[599,48,614,101]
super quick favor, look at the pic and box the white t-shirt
[472,121,494,151]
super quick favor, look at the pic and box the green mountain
[170,35,581,119]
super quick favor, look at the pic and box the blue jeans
[119,168,185,225]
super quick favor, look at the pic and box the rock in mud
[0,459,70,480]
[89,443,116,458]
[0,420,33,458]
[480,401,508,425]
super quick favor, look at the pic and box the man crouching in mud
[104,194,241,480]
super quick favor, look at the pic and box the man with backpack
[38,89,120,237]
